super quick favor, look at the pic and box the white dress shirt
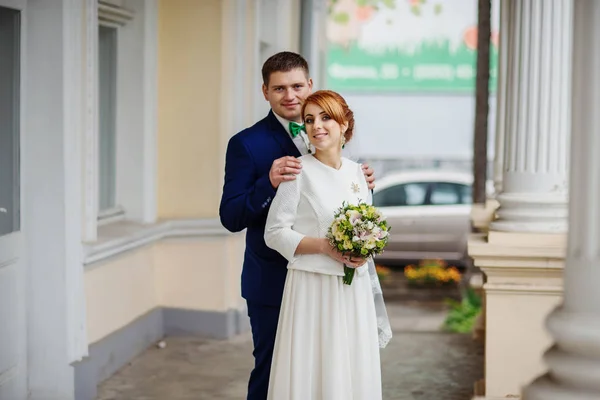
[273,111,313,155]
[264,154,369,276]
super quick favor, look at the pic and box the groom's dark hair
[262,51,310,86]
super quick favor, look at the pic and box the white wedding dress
[264,154,386,400]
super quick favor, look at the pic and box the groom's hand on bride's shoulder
[362,163,375,190]
[269,156,303,189]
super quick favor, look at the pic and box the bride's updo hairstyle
[301,90,355,144]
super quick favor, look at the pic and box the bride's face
[303,103,348,151]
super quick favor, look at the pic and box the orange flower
[463,26,478,50]
[405,261,462,285]
[355,5,374,22]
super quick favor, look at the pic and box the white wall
[343,93,497,162]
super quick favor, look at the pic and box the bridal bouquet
[326,201,390,285]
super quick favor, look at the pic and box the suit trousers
[246,301,281,400]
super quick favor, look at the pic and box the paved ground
[96,300,483,400]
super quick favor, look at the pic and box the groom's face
[262,68,313,123]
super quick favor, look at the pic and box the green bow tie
[289,122,305,138]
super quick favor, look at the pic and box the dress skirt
[267,266,382,400]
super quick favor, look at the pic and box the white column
[25,1,80,397]
[300,0,327,89]
[492,0,509,196]
[523,1,600,399]
[491,0,572,233]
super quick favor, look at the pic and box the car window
[459,184,472,204]
[373,182,428,207]
[404,183,428,205]
[429,182,462,205]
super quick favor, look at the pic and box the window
[82,1,158,249]
[429,182,469,205]
[94,1,135,223]
[459,184,472,204]
[0,6,20,236]
[404,183,428,205]
[98,25,118,214]
[373,183,428,207]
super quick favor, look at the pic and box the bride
[264,90,392,400]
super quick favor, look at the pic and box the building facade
[0,0,326,399]
[5,0,600,399]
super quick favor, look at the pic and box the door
[419,182,472,261]
[372,182,429,260]
[0,1,27,398]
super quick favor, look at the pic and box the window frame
[96,3,132,224]
[83,0,157,241]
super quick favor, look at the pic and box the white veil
[367,257,393,348]
[366,188,393,348]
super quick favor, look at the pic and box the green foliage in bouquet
[326,201,390,284]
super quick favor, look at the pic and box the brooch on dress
[351,182,360,193]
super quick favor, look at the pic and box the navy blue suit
[219,110,301,400]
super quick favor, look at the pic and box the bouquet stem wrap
[343,264,355,285]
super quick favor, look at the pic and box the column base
[491,192,568,233]
[468,231,565,398]
[522,306,600,399]
[471,199,500,233]
[524,375,600,400]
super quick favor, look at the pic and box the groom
[219,51,375,400]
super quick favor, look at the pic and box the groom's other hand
[362,163,376,190]
[270,156,302,189]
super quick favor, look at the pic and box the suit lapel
[267,110,302,158]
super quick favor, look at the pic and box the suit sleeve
[264,175,305,262]
[359,163,374,205]
[219,135,277,232]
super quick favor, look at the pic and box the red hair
[301,90,355,143]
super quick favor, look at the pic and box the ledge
[83,218,232,265]
[468,232,566,266]
[468,232,565,295]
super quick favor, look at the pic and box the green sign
[326,0,499,93]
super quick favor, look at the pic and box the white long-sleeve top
[264,154,370,276]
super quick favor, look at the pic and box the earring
[341,135,346,149]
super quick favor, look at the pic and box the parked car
[372,170,493,266]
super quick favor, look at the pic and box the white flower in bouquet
[326,201,391,285]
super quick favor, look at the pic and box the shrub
[376,264,391,282]
[442,287,482,333]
